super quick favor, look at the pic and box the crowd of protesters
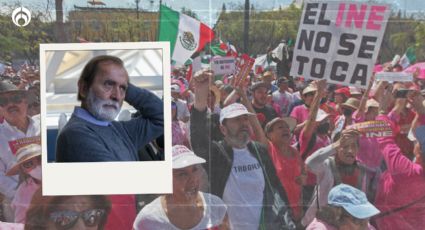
[164,56,425,230]
[2,52,425,229]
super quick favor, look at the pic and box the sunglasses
[49,208,106,230]
[0,93,25,107]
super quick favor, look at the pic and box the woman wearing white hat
[133,145,229,230]
[6,143,42,223]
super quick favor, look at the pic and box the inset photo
[40,42,171,195]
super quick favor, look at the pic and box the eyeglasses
[0,93,25,107]
[49,208,106,230]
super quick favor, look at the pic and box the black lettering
[330,61,349,81]
[298,30,315,51]
[350,64,368,85]
[314,31,332,53]
[296,56,309,75]
[304,3,319,24]
[311,58,326,78]
[318,3,331,25]
[358,36,377,59]
[338,33,357,56]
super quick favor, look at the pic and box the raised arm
[355,75,374,119]
[190,69,214,159]
[121,83,164,149]
[236,85,269,146]
[306,129,359,174]
[302,79,327,140]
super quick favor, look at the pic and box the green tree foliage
[0,13,53,65]
[214,4,301,56]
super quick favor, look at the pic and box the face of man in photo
[83,62,129,121]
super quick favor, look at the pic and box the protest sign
[375,72,413,82]
[211,56,236,75]
[233,54,255,87]
[290,1,390,89]
[347,120,393,138]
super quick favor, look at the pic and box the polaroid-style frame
[40,42,172,195]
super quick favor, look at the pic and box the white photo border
[40,42,172,195]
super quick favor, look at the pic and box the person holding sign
[0,80,40,222]
[373,87,425,229]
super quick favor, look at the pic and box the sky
[3,0,425,26]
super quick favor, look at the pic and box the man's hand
[193,69,214,111]
[408,90,425,115]
[332,129,361,149]
[378,84,394,114]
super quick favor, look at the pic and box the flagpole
[243,0,250,54]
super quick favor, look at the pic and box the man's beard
[226,127,250,147]
[86,89,121,121]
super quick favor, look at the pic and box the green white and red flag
[158,5,215,65]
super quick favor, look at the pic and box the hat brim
[343,202,380,219]
[220,111,256,124]
[173,153,206,169]
[341,103,358,111]
[6,153,40,176]
[315,109,330,122]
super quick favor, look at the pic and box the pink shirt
[374,114,425,229]
[11,178,40,223]
[290,104,309,124]
[351,111,383,169]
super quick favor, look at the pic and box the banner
[211,56,236,75]
[375,72,413,82]
[347,121,393,138]
[290,1,390,89]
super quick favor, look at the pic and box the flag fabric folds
[400,46,416,69]
[159,5,214,65]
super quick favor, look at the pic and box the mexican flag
[159,5,215,65]
[399,46,416,69]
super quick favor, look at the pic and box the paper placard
[290,1,390,89]
[211,56,236,75]
[375,72,413,82]
[233,54,255,87]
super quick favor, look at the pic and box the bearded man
[56,55,163,162]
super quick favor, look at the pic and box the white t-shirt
[173,98,190,122]
[272,90,294,116]
[133,192,227,230]
[223,147,265,230]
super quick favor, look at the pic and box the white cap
[171,84,180,93]
[219,103,255,124]
[316,109,330,122]
[172,145,206,169]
